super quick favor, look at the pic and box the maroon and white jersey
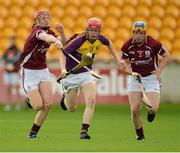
[120,35,167,76]
[19,26,56,69]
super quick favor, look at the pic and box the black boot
[60,94,67,110]
[80,130,91,139]
[147,111,156,122]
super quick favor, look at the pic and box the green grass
[0,103,179,152]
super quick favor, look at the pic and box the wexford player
[19,10,63,138]
[120,21,169,140]
[59,17,123,139]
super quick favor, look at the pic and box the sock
[29,123,41,135]
[136,127,144,137]
[81,123,90,132]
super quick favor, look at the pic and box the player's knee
[44,102,52,110]
[34,104,43,111]
[67,105,76,112]
[68,107,76,112]
[131,106,140,116]
[86,97,96,108]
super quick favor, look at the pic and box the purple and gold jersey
[63,32,110,74]
[120,35,167,76]
[19,26,56,69]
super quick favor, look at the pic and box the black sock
[81,123,90,132]
[29,123,41,135]
[136,127,144,137]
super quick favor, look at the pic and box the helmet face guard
[34,10,51,29]
[86,17,102,40]
[86,17,102,30]
[132,21,147,44]
[34,10,50,21]
[132,21,147,33]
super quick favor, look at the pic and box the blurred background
[0,0,180,110]
[0,1,179,151]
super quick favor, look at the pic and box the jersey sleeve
[48,29,57,37]
[34,28,57,41]
[64,36,85,54]
[66,34,79,44]
[154,40,167,56]
[98,35,110,46]
[120,42,129,59]
[35,29,44,39]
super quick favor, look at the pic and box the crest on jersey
[129,50,135,54]
[145,50,150,58]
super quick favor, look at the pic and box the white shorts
[3,72,20,86]
[61,72,96,92]
[128,74,160,93]
[21,68,51,93]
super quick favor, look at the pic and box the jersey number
[138,52,143,57]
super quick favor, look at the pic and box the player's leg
[27,90,43,110]
[35,81,53,124]
[60,89,78,111]
[60,73,79,111]
[80,82,96,139]
[128,91,145,140]
[60,93,66,110]
[27,89,44,138]
[146,92,160,122]
[63,88,78,112]
[142,74,161,122]
[27,81,53,138]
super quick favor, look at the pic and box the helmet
[132,21,147,32]
[34,10,50,21]
[86,17,102,30]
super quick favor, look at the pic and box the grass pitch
[0,103,179,152]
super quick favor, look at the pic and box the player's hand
[116,60,126,69]
[55,23,64,34]
[60,70,67,79]
[55,40,63,49]
[131,72,141,80]
[155,68,161,81]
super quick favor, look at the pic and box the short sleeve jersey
[120,35,167,76]
[19,26,57,69]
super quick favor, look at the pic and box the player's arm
[119,51,141,79]
[119,41,136,76]
[105,40,125,69]
[37,31,59,43]
[59,36,83,78]
[37,31,63,48]
[60,52,67,73]
[154,42,170,80]
[55,23,67,45]
[120,58,132,75]
[99,35,125,68]
[157,47,170,72]
[107,41,119,63]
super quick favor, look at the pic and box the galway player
[120,21,169,140]
[19,10,63,138]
